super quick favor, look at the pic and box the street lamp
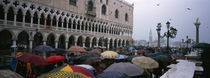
[162,21,177,51]
[156,23,161,48]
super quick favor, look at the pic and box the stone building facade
[0,0,134,53]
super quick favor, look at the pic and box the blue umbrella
[97,71,130,78]
[34,45,55,52]
[115,55,128,60]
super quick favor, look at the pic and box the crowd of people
[5,44,208,78]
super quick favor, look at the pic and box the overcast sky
[124,0,210,43]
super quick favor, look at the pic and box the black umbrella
[192,43,210,48]
[97,71,130,78]
[76,53,100,63]
[53,48,67,54]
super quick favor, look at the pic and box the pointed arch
[109,39,113,50]
[85,37,90,47]
[87,1,93,11]
[52,15,56,26]
[33,11,38,24]
[77,36,83,46]
[58,16,62,27]
[58,34,65,49]
[0,30,12,50]
[46,33,55,48]
[33,32,43,47]
[25,10,31,23]
[17,31,29,51]
[115,9,119,18]
[92,37,97,47]
[101,4,106,15]
[0,4,4,20]
[125,13,128,21]
[63,18,67,28]
[68,35,75,47]
[68,19,72,29]
[73,20,76,29]
[46,14,51,26]
[7,7,14,21]
[40,13,45,25]
[77,21,80,30]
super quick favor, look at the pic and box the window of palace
[115,9,119,18]
[69,0,77,6]
[102,5,106,15]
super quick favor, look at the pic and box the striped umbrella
[38,71,89,78]
[48,65,95,78]
[101,51,119,59]
[0,70,23,78]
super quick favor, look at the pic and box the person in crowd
[201,48,210,78]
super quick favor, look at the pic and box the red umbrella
[137,50,149,53]
[16,53,47,66]
[45,56,66,64]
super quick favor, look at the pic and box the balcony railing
[0,19,131,38]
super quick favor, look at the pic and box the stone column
[29,40,33,53]
[116,41,119,48]
[65,41,68,50]
[4,12,7,25]
[56,20,58,30]
[11,40,17,57]
[55,41,58,48]
[44,16,47,29]
[13,13,17,26]
[30,15,34,28]
[96,40,99,47]
[107,42,110,50]
[66,22,69,31]
[90,25,92,33]
[79,22,82,32]
[43,41,46,45]
[61,20,64,30]
[83,42,85,47]
[50,18,53,30]
[37,16,40,29]
[22,14,26,27]
[75,23,78,31]
[90,41,92,48]
[71,21,73,29]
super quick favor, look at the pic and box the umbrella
[97,71,130,78]
[16,53,47,66]
[38,71,88,78]
[69,46,86,53]
[0,70,23,78]
[101,51,119,59]
[89,49,101,54]
[192,43,210,48]
[155,55,172,62]
[104,62,144,76]
[45,56,66,64]
[132,56,159,69]
[76,53,100,63]
[49,65,95,78]
[76,64,95,71]
[137,50,149,53]
[127,55,142,61]
[34,45,55,52]
[83,57,103,64]
[53,48,67,54]
[115,55,128,60]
